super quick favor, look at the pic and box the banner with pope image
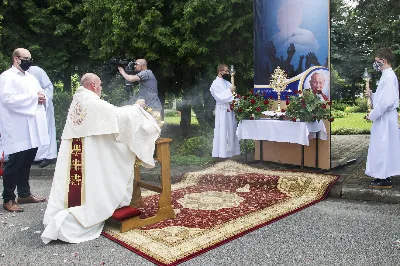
[254,0,330,100]
[253,0,331,169]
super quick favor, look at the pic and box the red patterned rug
[103,160,338,265]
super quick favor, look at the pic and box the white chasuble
[365,68,400,179]
[210,77,240,158]
[42,87,160,244]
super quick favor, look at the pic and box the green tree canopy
[81,0,253,132]
[331,0,400,99]
[0,0,91,92]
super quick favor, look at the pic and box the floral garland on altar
[285,90,334,123]
[230,90,274,122]
[231,89,334,123]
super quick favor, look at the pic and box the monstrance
[230,65,237,97]
[270,66,287,112]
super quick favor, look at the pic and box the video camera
[109,58,136,96]
[109,58,135,70]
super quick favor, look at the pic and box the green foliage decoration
[285,90,332,123]
[232,90,274,122]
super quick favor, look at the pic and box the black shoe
[369,178,392,189]
[39,159,51,168]
[370,179,380,185]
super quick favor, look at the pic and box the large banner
[254,0,330,100]
[253,0,331,169]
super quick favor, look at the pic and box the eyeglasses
[134,62,141,66]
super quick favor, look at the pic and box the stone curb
[328,154,400,204]
[328,176,400,204]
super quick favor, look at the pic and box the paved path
[1,135,399,265]
[0,183,399,266]
[329,135,400,203]
[331,135,370,168]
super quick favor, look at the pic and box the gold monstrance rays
[270,67,287,112]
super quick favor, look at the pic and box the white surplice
[365,68,400,179]
[28,66,57,160]
[0,66,49,155]
[41,87,160,244]
[210,77,240,158]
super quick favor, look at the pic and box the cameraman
[118,59,162,112]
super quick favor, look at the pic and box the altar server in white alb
[28,66,57,168]
[210,64,240,158]
[41,73,160,244]
[0,48,49,213]
[366,48,400,189]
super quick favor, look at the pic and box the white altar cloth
[236,119,327,146]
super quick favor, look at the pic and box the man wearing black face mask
[0,48,49,212]
[365,47,400,189]
[118,59,163,113]
[209,64,240,158]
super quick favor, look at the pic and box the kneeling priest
[41,73,160,244]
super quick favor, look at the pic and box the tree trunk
[191,85,215,129]
[63,65,72,93]
[158,76,166,119]
[351,82,356,104]
[191,93,206,127]
[179,92,192,137]
[203,87,215,127]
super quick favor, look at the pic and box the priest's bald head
[81,73,102,97]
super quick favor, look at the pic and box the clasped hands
[38,92,46,105]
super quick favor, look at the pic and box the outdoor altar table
[236,119,328,169]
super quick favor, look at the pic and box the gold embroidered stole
[65,138,85,208]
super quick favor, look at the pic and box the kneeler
[110,138,175,232]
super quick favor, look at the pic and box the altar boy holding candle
[210,64,240,158]
[366,48,400,189]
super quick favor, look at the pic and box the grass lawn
[164,112,373,135]
[164,116,198,125]
[331,112,371,134]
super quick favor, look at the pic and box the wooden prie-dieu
[114,138,175,233]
